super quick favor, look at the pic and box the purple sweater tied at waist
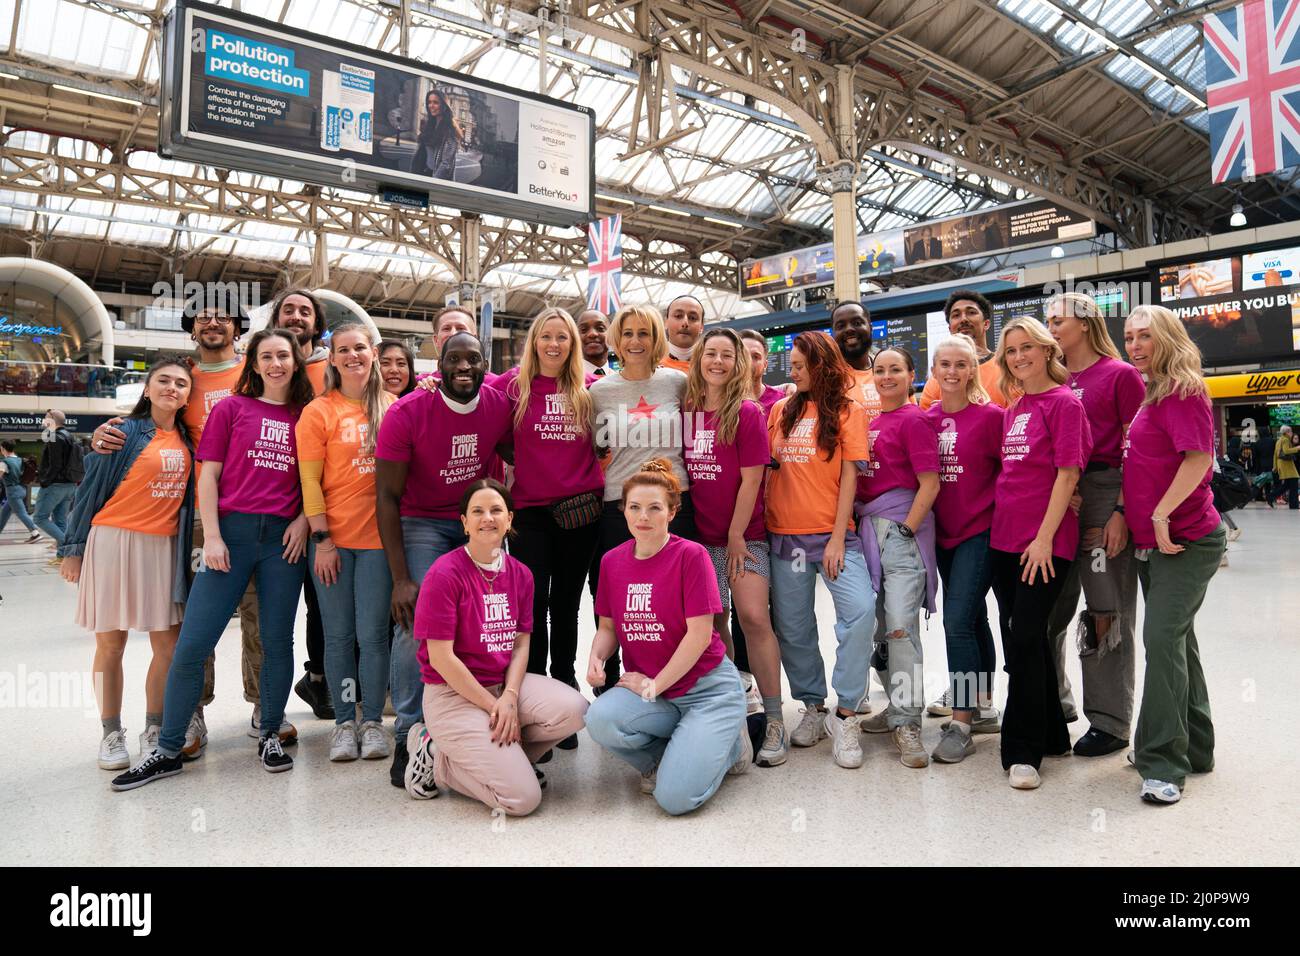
[854,486,938,616]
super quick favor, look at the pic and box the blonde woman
[588,303,694,690]
[1122,305,1224,805]
[990,317,1092,790]
[296,322,396,762]
[682,329,785,766]
[497,308,604,738]
[1044,293,1147,757]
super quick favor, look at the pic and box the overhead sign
[160,0,595,227]
[1206,368,1300,401]
[0,413,116,434]
[739,199,1096,299]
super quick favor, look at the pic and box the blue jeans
[936,530,997,712]
[311,544,393,726]
[390,517,467,738]
[33,482,77,546]
[0,485,37,533]
[769,546,876,712]
[585,657,746,816]
[158,513,306,756]
[869,518,928,727]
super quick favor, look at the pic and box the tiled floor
[2,507,1296,866]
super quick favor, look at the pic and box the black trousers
[512,504,601,687]
[992,549,1072,770]
[302,573,325,677]
[588,491,696,689]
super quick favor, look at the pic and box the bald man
[662,295,705,372]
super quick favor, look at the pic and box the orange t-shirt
[661,356,691,374]
[182,359,245,442]
[294,390,393,550]
[765,398,870,535]
[92,428,192,536]
[306,360,328,397]
[847,367,883,421]
[919,358,1009,410]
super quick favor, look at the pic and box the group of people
[62,283,1224,816]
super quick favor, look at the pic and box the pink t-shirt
[857,402,940,502]
[758,385,786,419]
[414,548,535,686]
[595,536,725,698]
[1122,392,1220,549]
[196,395,302,519]
[683,402,768,545]
[926,401,1004,549]
[495,367,603,508]
[374,386,514,519]
[1067,357,1145,468]
[990,386,1093,560]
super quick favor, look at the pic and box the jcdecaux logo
[205,30,310,97]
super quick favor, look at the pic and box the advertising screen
[160,0,594,227]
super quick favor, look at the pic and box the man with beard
[661,295,705,373]
[577,309,613,377]
[831,300,884,421]
[375,331,515,795]
[918,290,1009,410]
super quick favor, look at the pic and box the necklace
[465,546,503,592]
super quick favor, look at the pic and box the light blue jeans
[585,657,746,816]
[870,517,927,728]
[310,543,393,726]
[34,482,77,546]
[770,547,876,713]
[390,516,467,739]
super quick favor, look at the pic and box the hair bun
[639,458,681,490]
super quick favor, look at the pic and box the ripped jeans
[869,517,926,728]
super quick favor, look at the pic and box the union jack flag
[1204,0,1300,183]
[586,214,623,314]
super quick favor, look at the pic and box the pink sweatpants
[422,674,588,816]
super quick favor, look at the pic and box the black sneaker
[390,738,409,788]
[1073,727,1129,757]
[533,766,548,790]
[111,750,183,792]
[536,747,554,764]
[294,673,335,720]
[259,732,294,773]
[556,733,579,751]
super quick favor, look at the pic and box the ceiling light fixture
[1229,204,1247,227]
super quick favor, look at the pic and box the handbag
[550,491,602,530]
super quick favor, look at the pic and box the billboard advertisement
[739,199,1096,299]
[160,0,594,227]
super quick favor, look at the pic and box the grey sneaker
[827,711,864,769]
[926,689,953,717]
[893,722,930,768]
[329,721,359,762]
[932,723,975,763]
[756,719,789,767]
[1141,779,1181,804]
[138,725,160,757]
[639,766,658,794]
[359,720,390,760]
[859,709,891,734]
[790,705,828,747]
[98,728,129,770]
[942,706,1001,734]
[727,720,753,775]
[181,710,207,761]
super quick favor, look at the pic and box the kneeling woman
[404,480,588,815]
[585,460,751,815]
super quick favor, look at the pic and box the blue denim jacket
[58,417,195,605]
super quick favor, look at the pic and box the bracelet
[1152,515,1169,524]
[501,687,519,698]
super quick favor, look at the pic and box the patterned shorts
[704,541,771,612]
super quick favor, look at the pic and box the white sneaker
[826,711,864,769]
[1219,550,1229,568]
[404,723,439,800]
[359,720,390,759]
[138,725,160,757]
[1227,527,1242,542]
[893,722,930,768]
[639,766,658,794]
[756,719,789,767]
[247,705,298,743]
[329,721,360,762]
[727,720,753,775]
[926,689,954,717]
[98,728,129,770]
[1141,779,1182,804]
[1009,764,1041,789]
[790,705,828,747]
[742,673,763,716]
[181,710,207,761]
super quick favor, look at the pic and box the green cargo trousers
[1133,523,1225,788]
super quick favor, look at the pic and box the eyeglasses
[194,315,235,327]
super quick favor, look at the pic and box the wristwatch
[1113,504,1126,515]
[310,530,332,544]
[896,523,915,538]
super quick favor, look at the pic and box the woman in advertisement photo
[413,87,463,180]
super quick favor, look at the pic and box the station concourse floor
[2,506,1296,867]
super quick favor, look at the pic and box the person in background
[1274,424,1299,509]
[33,409,84,554]
[496,308,603,753]
[1044,292,1146,757]
[414,87,463,181]
[379,339,416,398]
[58,360,195,773]
[297,322,395,762]
[682,329,786,767]
[376,331,514,797]
[925,335,1005,763]
[588,304,695,691]
[662,295,705,373]
[109,329,315,790]
[405,480,588,813]
[0,439,42,542]
[918,290,1009,412]
[585,460,751,814]
[830,300,881,419]
[990,317,1092,791]
[578,310,614,377]
[1122,305,1226,805]
[738,329,786,418]
[765,332,876,769]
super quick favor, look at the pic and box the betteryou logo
[528,183,578,202]
[50,886,151,936]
